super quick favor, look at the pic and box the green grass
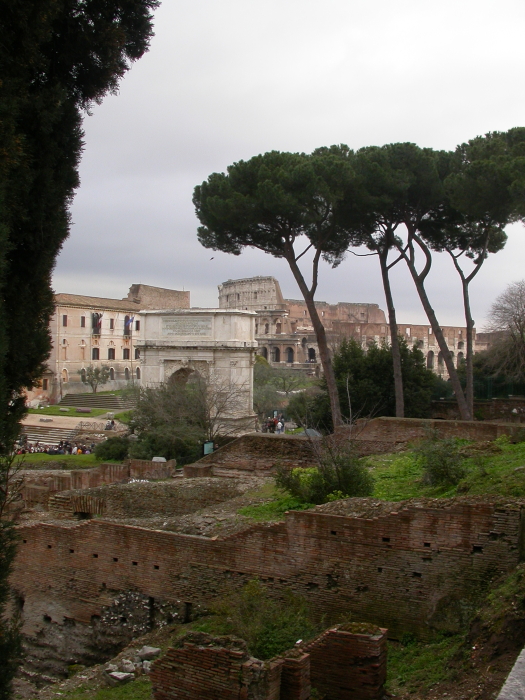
[366,438,525,501]
[239,494,314,521]
[42,677,152,700]
[114,410,133,424]
[28,405,109,417]
[386,634,466,694]
[19,453,120,468]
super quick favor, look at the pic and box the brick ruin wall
[150,626,387,700]
[183,434,317,477]
[431,397,525,422]
[346,417,525,455]
[151,634,283,700]
[48,478,249,519]
[183,419,525,477]
[12,499,524,660]
[21,459,177,507]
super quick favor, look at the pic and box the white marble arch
[136,309,258,435]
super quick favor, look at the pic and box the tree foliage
[290,338,436,431]
[94,436,129,461]
[131,370,249,462]
[0,0,158,452]
[0,455,23,699]
[79,364,111,393]
[194,149,368,427]
[484,280,525,380]
[253,356,311,420]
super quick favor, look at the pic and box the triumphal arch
[136,309,258,434]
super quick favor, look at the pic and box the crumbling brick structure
[304,623,387,700]
[150,626,387,700]
[12,497,524,646]
[183,434,316,478]
[347,416,524,455]
[21,458,177,507]
[150,633,282,700]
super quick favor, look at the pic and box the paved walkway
[21,414,101,429]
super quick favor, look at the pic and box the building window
[405,328,411,336]
[134,348,140,360]
[124,367,130,380]
[109,318,114,330]
[124,316,130,336]
[136,367,141,380]
[80,316,85,328]
[272,347,280,362]
[261,347,268,360]
[109,367,115,380]
[92,348,100,360]
[62,369,68,382]
[92,313,102,334]
[42,379,49,391]
[62,315,67,327]
[108,348,115,360]
[286,347,294,363]
[135,320,140,331]
[254,292,257,300]
[123,348,130,360]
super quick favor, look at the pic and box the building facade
[29,284,190,404]
[218,276,489,379]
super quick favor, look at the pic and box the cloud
[53,0,525,327]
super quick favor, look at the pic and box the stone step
[60,393,135,410]
[21,425,78,446]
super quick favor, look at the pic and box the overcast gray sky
[52,0,525,327]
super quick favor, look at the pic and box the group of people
[262,415,285,434]
[16,439,95,455]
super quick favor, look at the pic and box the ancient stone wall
[304,624,387,700]
[20,459,177,506]
[150,626,386,700]
[150,634,282,700]
[126,284,190,310]
[12,498,524,644]
[48,478,246,519]
[346,416,525,455]
[183,434,316,478]
[432,398,525,423]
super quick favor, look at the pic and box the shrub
[128,431,202,464]
[276,451,373,505]
[414,436,467,486]
[198,579,317,659]
[94,436,129,461]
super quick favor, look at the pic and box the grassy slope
[28,406,109,417]
[368,437,525,501]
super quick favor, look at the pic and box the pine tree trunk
[379,251,404,418]
[461,278,475,419]
[406,264,472,421]
[285,251,343,428]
